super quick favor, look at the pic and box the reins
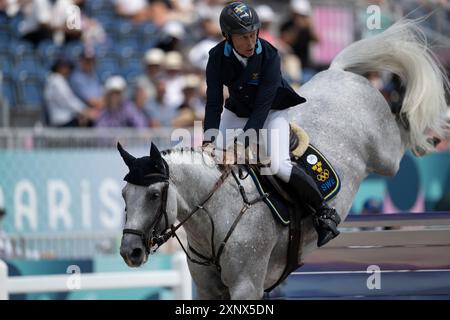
[123,162,268,272]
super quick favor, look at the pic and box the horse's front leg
[220,243,272,300]
[188,261,230,299]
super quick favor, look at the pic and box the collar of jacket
[224,39,262,57]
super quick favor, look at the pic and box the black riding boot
[288,165,341,247]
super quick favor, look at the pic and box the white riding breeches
[216,108,293,183]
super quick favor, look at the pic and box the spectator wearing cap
[162,51,185,111]
[44,57,98,127]
[280,0,319,82]
[157,20,186,52]
[172,74,204,128]
[96,76,148,128]
[70,49,105,111]
[133,48,166,110]
[114,0,149,22]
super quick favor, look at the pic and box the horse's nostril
[131,248,143,259]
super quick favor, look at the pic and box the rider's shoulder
[208,40,227,57]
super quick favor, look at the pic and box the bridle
[122,174,170,255]
[122,163,233,257]
[122,163,268,271]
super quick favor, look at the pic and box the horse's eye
[149,192,160,200]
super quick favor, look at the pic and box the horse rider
[202,1,341,247]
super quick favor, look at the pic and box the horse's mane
[161,146,227,173]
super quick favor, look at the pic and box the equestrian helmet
[219,2,261,38]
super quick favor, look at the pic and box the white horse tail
[329,19,450,154]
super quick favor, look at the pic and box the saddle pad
[247,166,291,226]
[293,144,341,201]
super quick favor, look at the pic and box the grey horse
[119,20,449,299]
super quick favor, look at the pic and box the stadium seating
[0,4,161,121]
[1,76,18,107]
[17,77,43,108]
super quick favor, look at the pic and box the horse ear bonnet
[117,142,169,186]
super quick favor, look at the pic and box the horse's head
[118,142,177,267]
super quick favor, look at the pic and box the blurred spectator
[44,57,98,127]
[52,0,83,45]
[70,48,105,111]
[170,0,195,24]
[0,0,20,17]
[148,0,172,27]
[282,53,303,90]
[256,5,277,46]
[172,74,204,127]
[188,15,222,72]
[19,0,54,47]
[96,76,148,128]
[133,48,166,110]
[280,0,319,82]
[195,0,227,24]
[366,71,385,91]
[157,20,186,52]
[114,0,149,22]
[146,80,177,128]
[162,51,185,110]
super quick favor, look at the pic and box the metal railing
[0,252,192,300]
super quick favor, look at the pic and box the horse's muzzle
[120,234,148,267]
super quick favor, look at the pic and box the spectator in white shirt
[19,0,54,47]
[44,57,98,127]
[161,51,185,111]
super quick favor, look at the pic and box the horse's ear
[150,142,162,160]
[117,142,135,167]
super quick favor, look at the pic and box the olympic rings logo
[317,169,330,182]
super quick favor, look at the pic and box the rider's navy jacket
[203,38,306,133]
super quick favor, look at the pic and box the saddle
[242,123,341,292]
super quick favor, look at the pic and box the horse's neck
[163,151,223,238]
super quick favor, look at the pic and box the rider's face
[231,31,257,57]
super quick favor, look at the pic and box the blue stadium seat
[116,45,139,60]
[117,20,135,38]
[96,12,115,27]
[0,54,13,77]
[95,44,117,59]
[14,56,40,77]
[9,12,24,37]
[37,40,60,59]
[118,37,140,51]
[17,78,43,108]
[10,41,34,61]
[0,29,11,42]
[63,41,84,61]
[1,76,18,107]
[121,58,142,76]
[124,70,141,86]
[96,57,121,78]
